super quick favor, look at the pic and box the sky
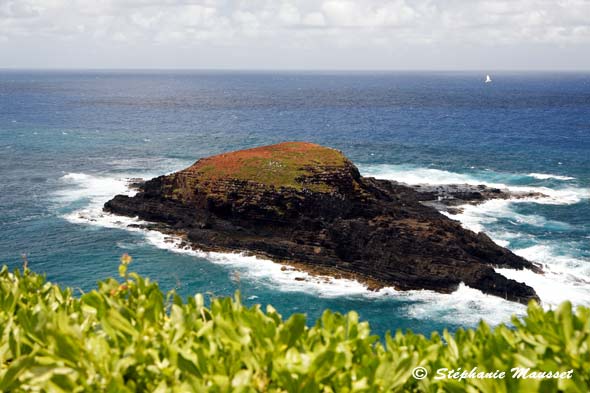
[1,0,590,70]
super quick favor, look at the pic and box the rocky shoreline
[408,183,547,214]
[105,142,543,304]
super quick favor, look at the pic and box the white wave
[528,173,575,181]
[497,244,590,308]
[443,199,573,234]
[504,185,589,205]
[55,172,135,204]
[516,245,590,276]
[57,173,143,232]
[442,199,590,309]
[361,165,478,185]
[399,284,527,326]
[445,202,590,309]
[443,200,589,310]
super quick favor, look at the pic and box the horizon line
[0,67,589,73]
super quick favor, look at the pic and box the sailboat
[485,74,492,83]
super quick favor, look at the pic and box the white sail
[485,74,492,83]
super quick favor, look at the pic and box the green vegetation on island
[175,142,355,193]
[1,258,588,392]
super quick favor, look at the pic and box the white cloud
[321,0,418,27]
[302,11,325,27]
[0,0,589,68]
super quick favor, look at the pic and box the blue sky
[1,0,589,70]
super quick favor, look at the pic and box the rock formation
[105,142,541,304]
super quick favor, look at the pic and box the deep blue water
[1,70,589,336]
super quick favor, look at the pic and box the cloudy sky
[1,0,589,70]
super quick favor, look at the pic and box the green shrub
[0,260,588,392]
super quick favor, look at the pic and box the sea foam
[528,173,576,181]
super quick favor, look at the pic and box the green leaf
[0,354,35,390]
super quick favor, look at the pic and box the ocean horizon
[1,70,589,337]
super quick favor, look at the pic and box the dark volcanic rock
[105,142,541,304]
[407,183,547,214]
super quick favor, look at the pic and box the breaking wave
[528,173,576,181]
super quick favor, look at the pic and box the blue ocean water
[1,70,589,336]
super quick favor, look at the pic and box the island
[105,142,542,304]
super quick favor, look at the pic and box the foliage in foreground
[0,260,589,393]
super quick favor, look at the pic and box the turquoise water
[1,71,589,336]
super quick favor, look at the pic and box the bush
[0,260,588,392]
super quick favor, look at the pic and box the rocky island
[105,142,542,304]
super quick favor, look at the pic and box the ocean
[1,70,589,336]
